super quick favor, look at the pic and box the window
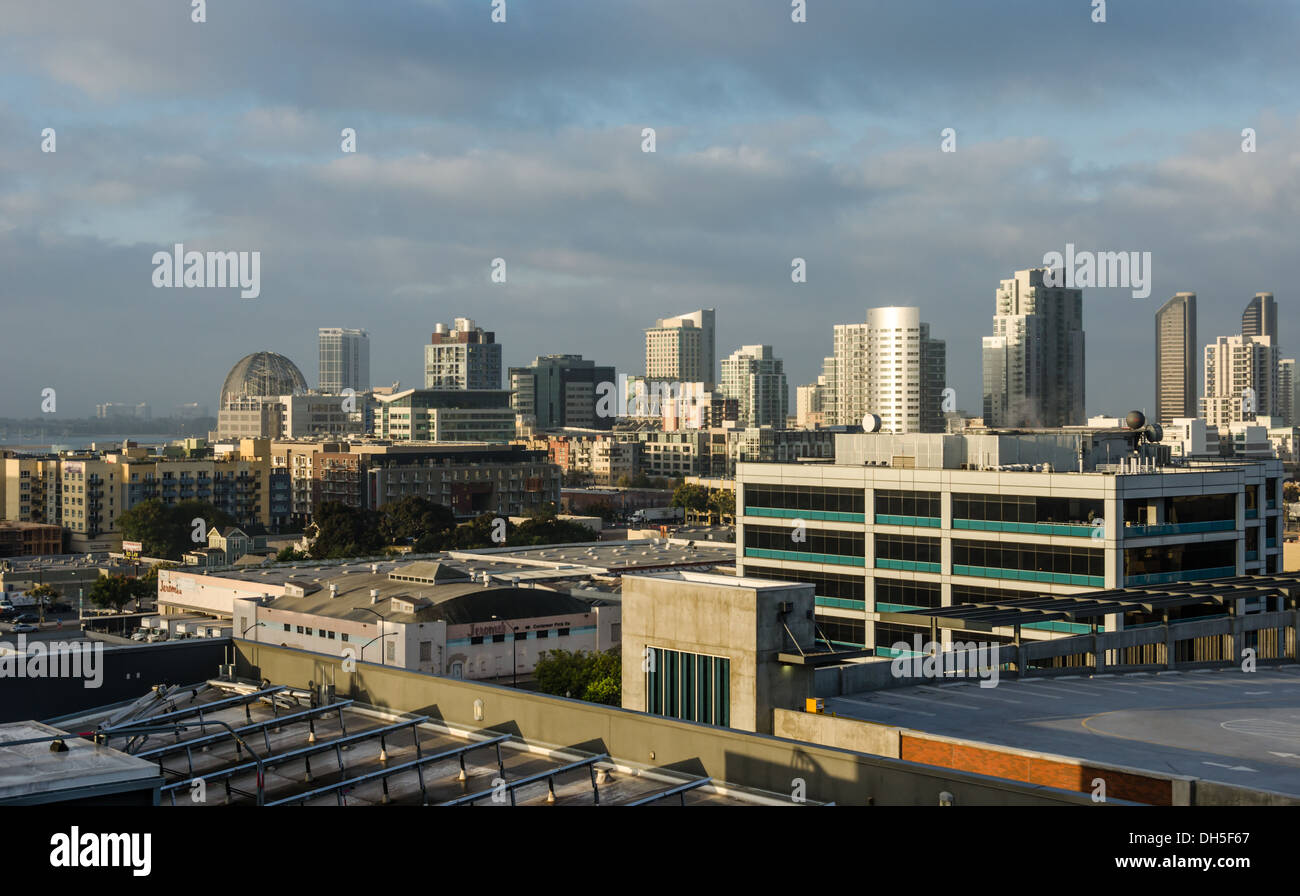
[296,625,304,634]
[536,629,549,639]
[419,641,433,662]
[283,623,291,632]
[492,634,506,644]
[874,489,940,519]
[645,647,730,727]
[305,628,313,636]
[327,630,336,639]
[470,636,484,645]
[557,627,570,637]
[386,642,395,661]
[341,633,349,642]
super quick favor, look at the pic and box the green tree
[671,483,709,513]
[708,489,735,521]
[309,502,386,559]
[275,547,309,562]
[379,496,457,545]
[88,575,138,612]
[508,516,598,547]
[118,499,236,561]
[533,649,621,705]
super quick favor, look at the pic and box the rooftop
[45,681,796,807]
[826,665,1300,798]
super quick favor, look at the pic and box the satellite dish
[1145,423,1163,443]
[861,413,883,433]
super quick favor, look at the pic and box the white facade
[1202,334,1279,427]
[831,306,945,433]
[645,309,715,385]
[736,435,1283,653]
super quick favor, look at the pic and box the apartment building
[424,318,502,390]
[829,306,947,433]
[736,429,1283,654]
[645,309,716,385]
[982,268,1086,428]
[376,389,516,442]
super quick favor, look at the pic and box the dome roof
[220,352,308,405]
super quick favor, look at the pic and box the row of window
[468,628,569,645]
[952,539,1104,577]
[875,489,940,519]
[743,565,865,601]
[744,485,865,514]
[285,623,349,642]
[952,493,1102,526]
[744,525,864,559]
[875,534,941,565]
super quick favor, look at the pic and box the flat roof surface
[55,682,796,806]
[828,666,1300,796]
[0,720,161,803]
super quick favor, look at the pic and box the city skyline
[2,2,1297,418]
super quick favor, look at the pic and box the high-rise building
[1201,335,1279,427]
[796,377,829,428]
[318,328,370,393]
[982,268,1085,428]
[424,318,502,390]
[508,355,616,431]
[645,309,716,385]
[1242,292,1277,340]
[1277,358,1295,426]
[828,307,946,433]
[1154,293,1197,423]
[720,345,788,428]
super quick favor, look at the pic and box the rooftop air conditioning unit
[329,584,338,598]
[369,589,380,604]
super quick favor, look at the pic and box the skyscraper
[645,309,716,385]
[509,354,616,431]
[1278,359,1296,426]
[720,345,788,428]
[1154,293,1196,423]
[1242,292,1277,340]
[828,306,946,433]
[982,268,1085,428]
[424,318,502,390]
[1201,334,1279,427]
[318,328,370,393]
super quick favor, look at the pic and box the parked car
[12,614,40,625]
[0,606,17,621]
[9,623,38,634]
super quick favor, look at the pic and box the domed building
[219,352,308,408]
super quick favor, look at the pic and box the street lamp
[355,606,393,667]
[491,614,519,687]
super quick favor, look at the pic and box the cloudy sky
[1,0,1297,419]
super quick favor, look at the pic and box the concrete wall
[234,640,1104,806]
[620,574,815,733]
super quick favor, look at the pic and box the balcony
[1124,566,1236,587]
[954,519,1093,537]
[1122,520,1235,538]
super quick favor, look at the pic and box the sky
[1,0,1297,419]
